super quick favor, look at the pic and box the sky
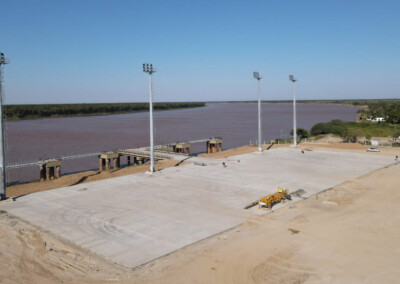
[1,0,399,104]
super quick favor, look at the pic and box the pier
[39,159,62,181]
[6,137,223,181]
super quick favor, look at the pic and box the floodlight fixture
[253,71,262,152]
[289,74,297,82]
[0,53,10,65]
[143,63,156,74]
[143,63,156,173]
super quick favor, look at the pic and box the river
[5,103,361,183]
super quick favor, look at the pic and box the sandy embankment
[0,143,399,283]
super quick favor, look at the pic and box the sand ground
[1,143,399,283]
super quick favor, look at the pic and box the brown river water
[5,103,360,184]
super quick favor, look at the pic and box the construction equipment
[259,187,290,210]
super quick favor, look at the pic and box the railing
[6,152,102,169]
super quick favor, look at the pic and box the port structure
[6,137,223,180]
[0,52,9,200]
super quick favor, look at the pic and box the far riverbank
[4,102,205,120]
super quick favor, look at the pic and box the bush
[290,128,309,138]
[310,120,347,137]
[343,130,362,142]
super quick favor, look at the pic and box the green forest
[4,102,205,120]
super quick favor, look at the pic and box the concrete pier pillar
[40,165,46,181]
[186,147,190,155]
[100,152,119,171]
[113,158,118,169]
[206,138,223,154]
[99,158,103,172]
[46,166,50,180]
[41,160,62,181]
[55,166,61,178]
[127,156,131,166]
[133,156,137,165]
[49,167,55,180]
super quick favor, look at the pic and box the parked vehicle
[367,147,380,152]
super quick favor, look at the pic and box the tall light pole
[143,63,156,173]
[289,75,297,146]
[253,72,262,152]
[0,52,9,200]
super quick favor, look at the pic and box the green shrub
[310,120,347,137]
[290,128,309,138]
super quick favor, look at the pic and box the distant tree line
[4,102,205,120]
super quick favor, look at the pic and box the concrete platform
[1,147,394,268]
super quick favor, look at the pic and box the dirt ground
[300,142,400,157]
[1,144,400,283]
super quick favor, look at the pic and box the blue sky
[1,0,399,104]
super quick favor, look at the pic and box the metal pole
[257,78,262,152]
[0,53,8,200]
[149,73,155,173]
[292,81,297,146]
[253,71,262,152]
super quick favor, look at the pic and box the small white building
[372,117,384,122]
[371,140,380,146]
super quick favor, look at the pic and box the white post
[257,78,262,152]
[149,73,155,173]
[0,53,8,200]
[292,80,297,146]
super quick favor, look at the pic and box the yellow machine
[259,187,290,210]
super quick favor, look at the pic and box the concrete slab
[1,147,394,268]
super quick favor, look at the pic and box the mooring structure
[6,137,223,182]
